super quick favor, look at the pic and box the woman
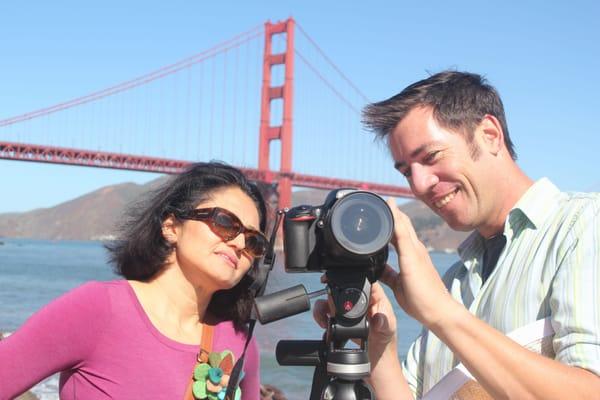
[0,162,269,400]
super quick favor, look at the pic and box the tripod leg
[321,379,375,400]
[354,380,375,400]
[309,364,329,400]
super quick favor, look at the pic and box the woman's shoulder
[67,279,127,299]
[49,279,131,315]
[213,321,260,376]
[214,320,241,337]
[213,320,256,349]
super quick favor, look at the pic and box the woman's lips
[217,252,238,269]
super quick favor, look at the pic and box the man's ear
[161,215,179,245]
[478,114,504,156]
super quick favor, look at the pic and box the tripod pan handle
[276,340,323,366]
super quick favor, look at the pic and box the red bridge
[0,18,412,208]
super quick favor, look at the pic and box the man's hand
[380,198,460,327]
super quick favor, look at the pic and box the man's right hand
[381,198,461,328]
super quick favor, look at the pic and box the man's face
[389,106,492,232]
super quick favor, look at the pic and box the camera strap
[183,323,214,400]
[222,209,286,400]
[180,206,287,399]
[183,210,286,400]
[249,208,286,297]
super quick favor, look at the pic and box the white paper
[422,318,554,400]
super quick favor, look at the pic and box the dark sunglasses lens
[245,233,267,257]
[212,210,240,240]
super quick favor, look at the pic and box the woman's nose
[228,232,246,252]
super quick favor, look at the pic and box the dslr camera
[253,188,394,400]
[284,188,393,280]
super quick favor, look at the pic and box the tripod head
[320,270,375,400]
[265,270,376,400]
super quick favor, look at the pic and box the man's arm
[378,198,600,400]
[431,302,600,399]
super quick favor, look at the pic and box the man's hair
[106,161,267,331]
[362,70,517,159]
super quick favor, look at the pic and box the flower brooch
[192,350,243,400]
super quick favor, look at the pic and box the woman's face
[165,186,262,292]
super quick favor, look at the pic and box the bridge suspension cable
[0,25,263,127]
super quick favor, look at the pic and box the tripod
[276,270,375,400]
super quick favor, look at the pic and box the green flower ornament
[192,350,243,400]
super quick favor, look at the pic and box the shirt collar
[457,177,559,266]
[457,231,484,268]
[509,177,560,231]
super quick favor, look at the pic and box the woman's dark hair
[106,161,268,331]
[362,70,517,160]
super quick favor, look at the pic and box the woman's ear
[478,114,504,156]
[161,215,179,246]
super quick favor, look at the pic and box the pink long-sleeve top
[0,280,260,399]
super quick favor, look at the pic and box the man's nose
[410,164,439,197]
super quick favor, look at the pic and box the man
[317,71,600,399]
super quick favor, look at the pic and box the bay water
[0,238,458,399]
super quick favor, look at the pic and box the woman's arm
[0,282,111,398]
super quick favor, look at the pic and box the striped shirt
[402,178,600,398]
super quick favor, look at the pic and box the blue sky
[1,0,599,213]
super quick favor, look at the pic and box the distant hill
[0,183,469,251]
[0,183,141,241]
[0,178,167,241]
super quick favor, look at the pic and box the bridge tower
[258,18,295,209]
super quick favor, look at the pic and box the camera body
[283,189,393,280]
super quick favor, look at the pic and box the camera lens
[329,192,393,255]
[340,204,381,245]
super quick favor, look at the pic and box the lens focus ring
[329,192,393,255]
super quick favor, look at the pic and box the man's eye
[394,162,410,178]
[424,151,440,163]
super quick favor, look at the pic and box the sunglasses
[175,207,268,258]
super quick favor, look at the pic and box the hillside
[0,183,469,251]
[0,179,167,241]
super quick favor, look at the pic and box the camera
[284,189,393,280]
[253,189,394,400]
